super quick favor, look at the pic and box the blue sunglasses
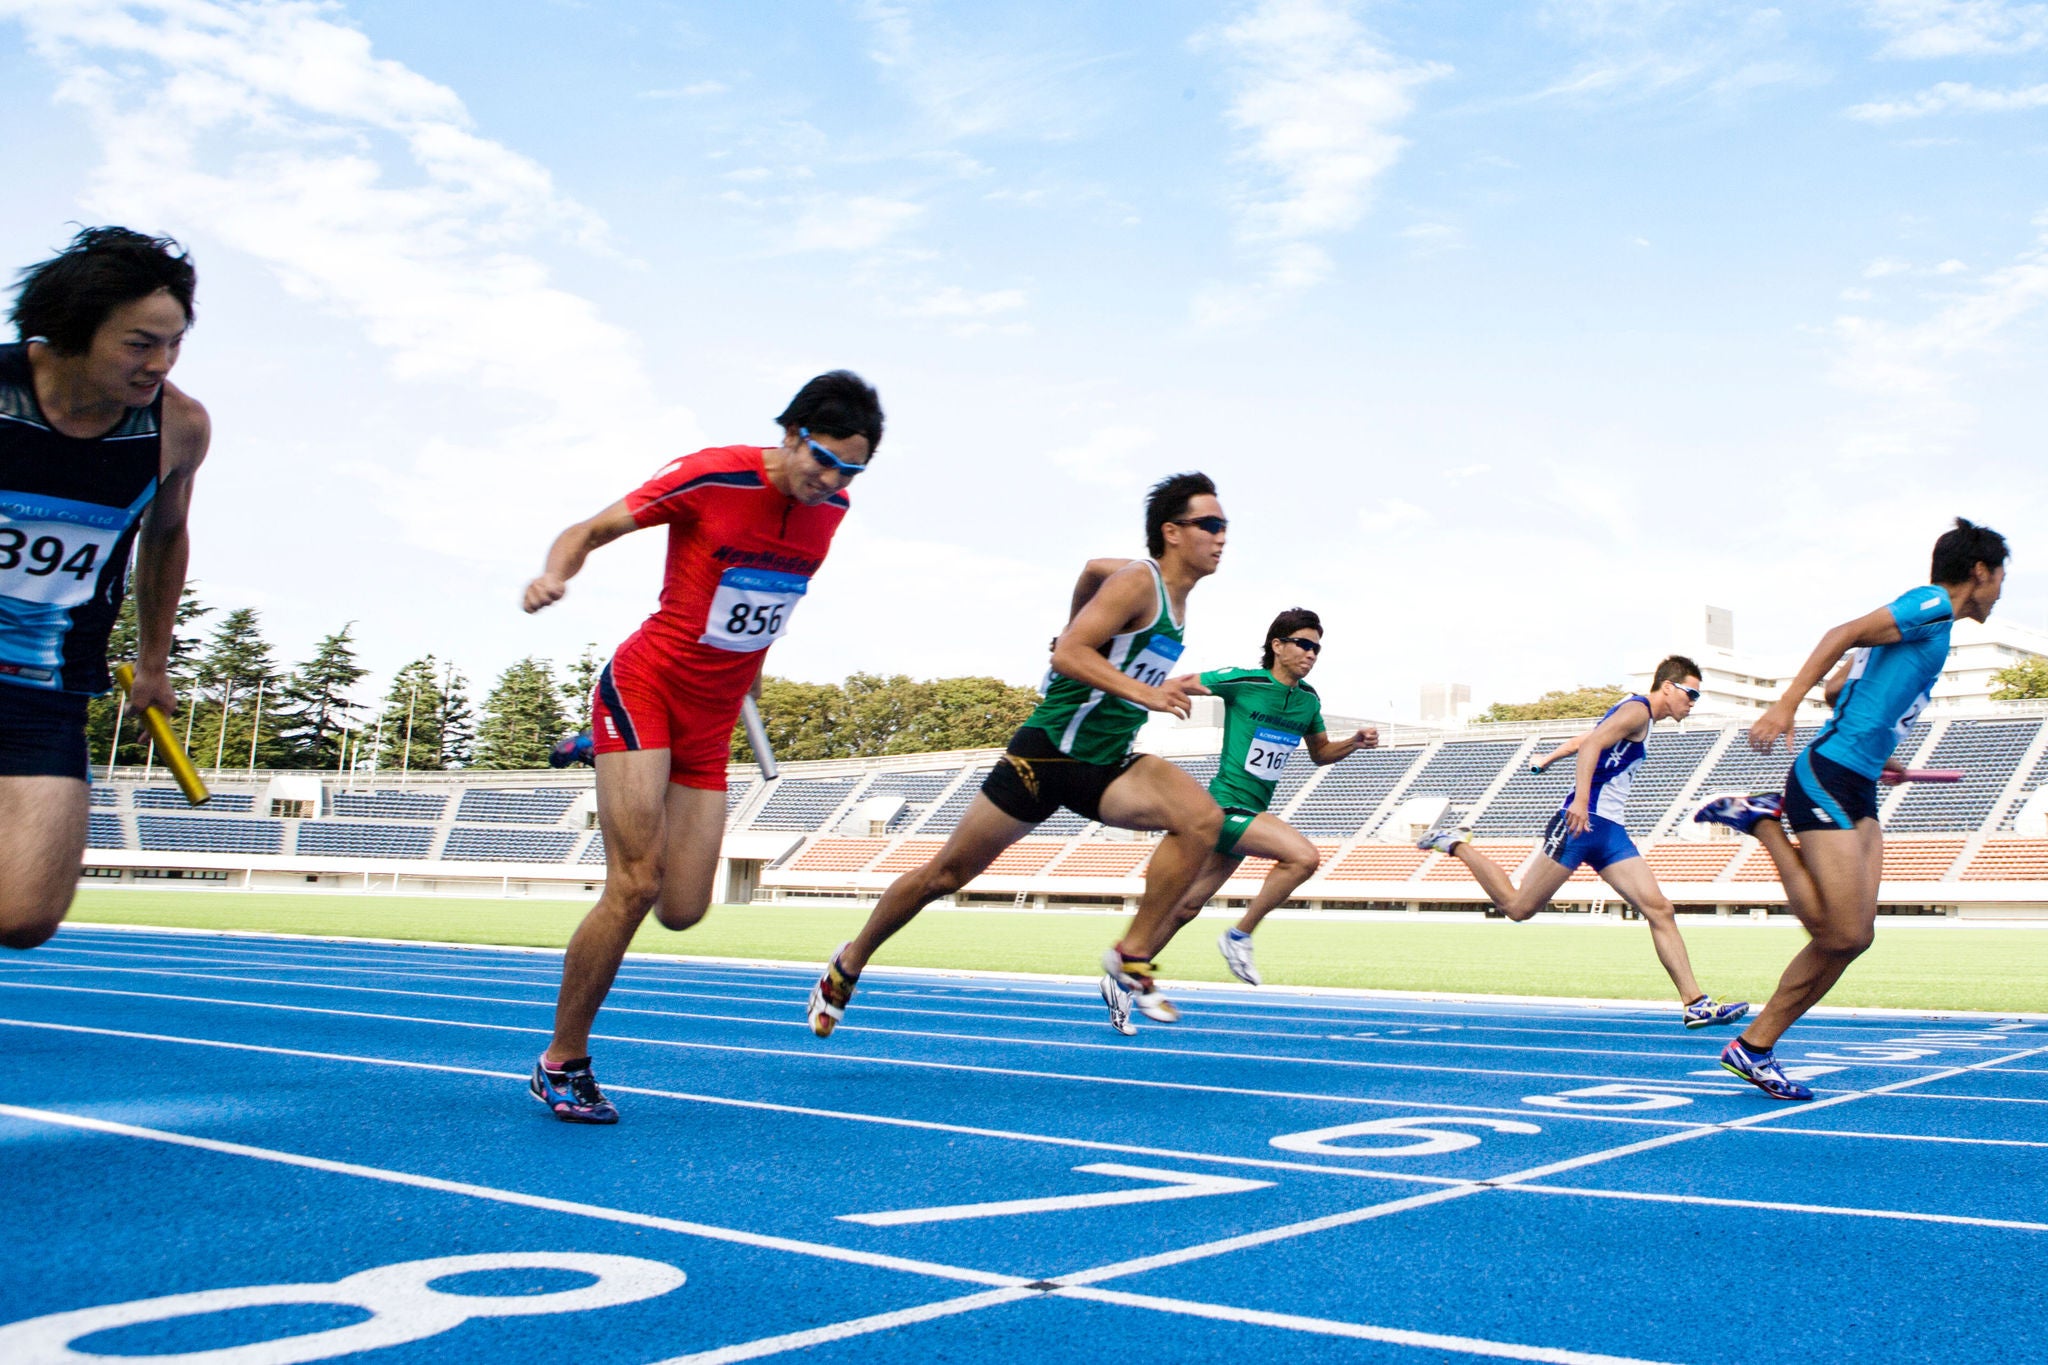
[799,427,867,477]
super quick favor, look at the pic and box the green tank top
[1200,665,1324,813]
[1025,559,1186,765]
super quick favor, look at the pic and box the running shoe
[1719,1038,1813,1102]
[808,945,857,1039]
[1692,792,1784,837]
[548,731,596,769]
[1683,995,1751,1029]
[530,1056,619,1124]
[1415,807,1470,856]
[1218,929,1261,986]
[1099,947,1140,1036]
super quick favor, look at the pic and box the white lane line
[23,957,1893,1067]
[646,1288,1038,1364]
[0,1016,1481,1188]
[1893,1091,2048,1106]
[0,977,1840,1094]
[0,1102,1022,1289]
[1055,1285,1679,1365]
[1734,1124,2048,1150]
[0,982,1764,1119]
[1504,1182,2048,1234]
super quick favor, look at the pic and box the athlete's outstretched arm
[1750,607,1905,753]
[1050,562,1206,718]
[1565,699,1648,835]
[1531,733,1585,772]
[1306,727,1377,764]
[129,384,211,717]
[524,500,642,613]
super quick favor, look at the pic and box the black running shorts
[1785,746,1879,834]
[981,725,1140,826]
[0,684,90,781]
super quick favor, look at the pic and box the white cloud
[854,0,1113,142]
[902,286,1028,319]
[1847,80,2048,121]
[782,194,925,253]
[638,81,729,100]
[1400,221,1466,252]
[1527,2,1810,106]
[1866,256,1913,277]
[1861,0,2048,58]
[1193,0,1448,320]
[5,0,698,565]
[1048,424,1156,488]
[1357,497,1432,533]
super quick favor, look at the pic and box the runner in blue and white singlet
[1,227,210,951]
[1418,656,1750,1030]
[1702,520,2010,1100]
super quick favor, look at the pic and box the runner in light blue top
[1698,517,2010,1101]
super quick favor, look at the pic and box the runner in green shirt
[1169,608,1376,987]
[809,473,1230,1038]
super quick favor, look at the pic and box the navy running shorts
[1539,809,1641,873]
[1786,746,1878,834]
[0,683,90,782]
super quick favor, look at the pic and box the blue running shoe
[531,1056,619,1123]
[1693,791,1784,836]
[1720,1038,1812,1102]
[1684,995,1751,1029]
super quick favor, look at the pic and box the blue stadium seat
[1290,747,1424,837]
[1888,719,2042,832]
[330,790,448,821]
[87,812,125,849]
[454,789,578,824]
[750,777,860,831]
[295,822,438,859]
[441,826,579,862]
[137,815,282,854]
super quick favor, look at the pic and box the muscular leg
[1741,821,1882,1050]
[1099,756,1224,960]
[1451,842,1573,922]
[546,749,673,1065]
[1157,852,1238,954]
[1232,814,1321,935]
[648,783,730,932]
[1751,820,1827,922]
[839,796,1033,976]
[0,776,89,950]
[1597,855,1704,1002]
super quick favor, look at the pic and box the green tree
[734,673,1047,763]
[560,643,602,719]
[1992,657,2048,701]
[1478,684,1629,724]
[473,657,570,769]
[378,656,466,773]
[192,607,283,772]
[436,663,477,768]
[272,624,367,770]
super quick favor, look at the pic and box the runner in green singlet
[808,473,1229,1037]
[1178,609,1376,987]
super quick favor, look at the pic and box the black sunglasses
[1677,685,1701,702]
[1171,515,1228,534]
[1277,636,1321,654]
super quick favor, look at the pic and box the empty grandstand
[73,700,2048,916]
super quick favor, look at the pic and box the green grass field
[65,889,2048,1013]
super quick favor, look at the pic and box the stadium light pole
[106,687,128,782]
[399,678,418,787]
[212,679,234,779]
[246,678,265,773]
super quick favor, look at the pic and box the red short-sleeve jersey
[615,444,850,697]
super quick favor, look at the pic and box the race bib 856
[701,567,808,652]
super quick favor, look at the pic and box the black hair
[11,226,196,354]
[1652,654,1702,692]
[1930,517,2008,586]
[1144,471,1218,558]
[1262,607,1323,669]
[776,370,884,453]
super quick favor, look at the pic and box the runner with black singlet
[0,228,209,950]
[809,473,1229,1037]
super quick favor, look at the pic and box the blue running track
[2,923,2045,1364]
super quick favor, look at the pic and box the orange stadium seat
[1730,843,1783,882]
[1322,844,1428,882]
[1423,841,1535,882]
[788,838,889,873]
[1643,842,1742,882]
[1048,843,1152,878]
[1962,839,2048,881]
[1224,842,1339,883]
[871,839,943,874]
[983,840,1066,876]
[1881,838,1965,882]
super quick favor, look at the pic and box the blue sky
[3,0,2045,719]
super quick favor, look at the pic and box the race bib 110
[1244,725,1300,779]
[1122,636,1184,688]
[701,567,808,652]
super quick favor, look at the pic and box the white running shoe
[1217,930,1261,986]
[1415,807,1471,856]
[1135,990,1181,1023]
[1099,946,1141,1035]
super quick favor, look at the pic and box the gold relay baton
[113,662,210,806]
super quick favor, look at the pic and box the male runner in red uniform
[521,370,882,1122]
